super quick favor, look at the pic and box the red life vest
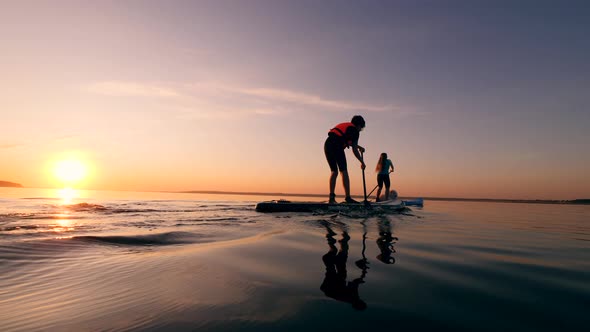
[329,122,355,148]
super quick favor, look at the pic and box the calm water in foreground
[1,188,589,331]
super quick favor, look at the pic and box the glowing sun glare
[58,187,77,205]
[54,159,87,184]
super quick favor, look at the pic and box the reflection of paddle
[360,151,371,209]
[355,220,369,276]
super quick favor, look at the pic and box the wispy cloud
[230,86,396,112]
[185,82,400,113]
[87,80,410,117]
[170,104,283,120]
[87,81,179,97]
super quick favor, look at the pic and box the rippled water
[1,188,588,331]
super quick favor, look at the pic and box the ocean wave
[1,225,40,232]
[178,217,242,222]
[72,231,209,246]
[106,207,249,214]
[0,231,207,261]
[22,197,59,200]
[64,203,108,211]
[108,208,161,214]
[0,213,72,221]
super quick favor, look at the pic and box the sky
[1,0,589,200]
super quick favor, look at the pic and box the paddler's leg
[341,170,359,203]
[329,171,338,204]
[341,170,351,198]
[376,174,384,202]
[336,150,358,203]
[325,138,340,204]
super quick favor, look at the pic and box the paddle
[360,150,371,209]
[367,184,379,198]
[355,220,369,274]
[367,170,393,199]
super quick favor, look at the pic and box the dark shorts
[324,136,347,172]
[377,173,390,188]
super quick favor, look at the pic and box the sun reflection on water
[53,215,75,233]
[58,187,77,205]
[56,217,71,227]
[54,189,77,234]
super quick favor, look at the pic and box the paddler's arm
[352,143,366,170]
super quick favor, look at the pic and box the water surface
[1,188,588,331]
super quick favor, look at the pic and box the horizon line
[2,186,589,204]
[176,190,589,205]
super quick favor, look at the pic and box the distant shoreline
[180,190,590,205]
[0,181,23,188]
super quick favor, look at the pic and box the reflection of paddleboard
[255,199,405,213]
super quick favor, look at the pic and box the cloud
[87,80,409,117]
[231,87,395,112]
[87,81,179,97]
[187,82,400,113]
[170,104,283,120]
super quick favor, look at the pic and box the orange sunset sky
[1,1,589,200]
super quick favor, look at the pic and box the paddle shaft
[367,170,393,198]
[367,184,379,198]
[361,151,368,204]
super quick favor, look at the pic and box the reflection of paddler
[320,225,367,311]
[376,218,398,264]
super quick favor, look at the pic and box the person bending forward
[324,115,366,204]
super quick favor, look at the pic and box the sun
[54,159,87,185]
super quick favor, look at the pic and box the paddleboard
[255,199,406,213]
